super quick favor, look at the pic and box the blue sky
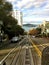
[7,0,49,24]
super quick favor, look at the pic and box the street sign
[41,46,49,65]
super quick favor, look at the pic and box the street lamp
[0,21,3,42]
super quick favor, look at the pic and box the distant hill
[23,24,37,27]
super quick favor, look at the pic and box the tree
[23,31,27,35]
[4,25,24,39]
[2,16,18,39]
[29,29,38,35]
[2,16,24,39]
[36,27,42,34]
[15,25,24,36]
[0,0,12,21]
[3,15,17,26]
[0,0,24,39]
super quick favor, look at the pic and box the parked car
[11,36,19,43]
[32,36,35,38]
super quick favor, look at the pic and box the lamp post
[0,21,3,43]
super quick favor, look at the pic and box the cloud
[22,2,33,9]
[23,16,49,22]
[44,1,49,9]
[21,0,48,9]
[16,0,34,9]
[7,0,49,10]
[23,8,49,17]
[7,0,49,23]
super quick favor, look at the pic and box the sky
[7,0,49,24]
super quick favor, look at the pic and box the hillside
[23,24,37,27]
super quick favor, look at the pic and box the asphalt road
[0,35,49,65]
[28,35,49,65]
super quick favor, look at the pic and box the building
[12,10,23,26]
[41,21,49,34]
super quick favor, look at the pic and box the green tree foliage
[2,25,24,39]
[45,23,49,28]
[15,25,24,36]
[0,0,12,21]
[0,0,24,39]
[36,27,42,34]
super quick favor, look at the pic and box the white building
[12,10,23,26]
[41,21,49,34]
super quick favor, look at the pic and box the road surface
[0,35,49,65]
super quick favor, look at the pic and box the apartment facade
[12,10,23,26]
[41,21,49,34]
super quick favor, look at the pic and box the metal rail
[24,48,34,65]
[0,37,26,65]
